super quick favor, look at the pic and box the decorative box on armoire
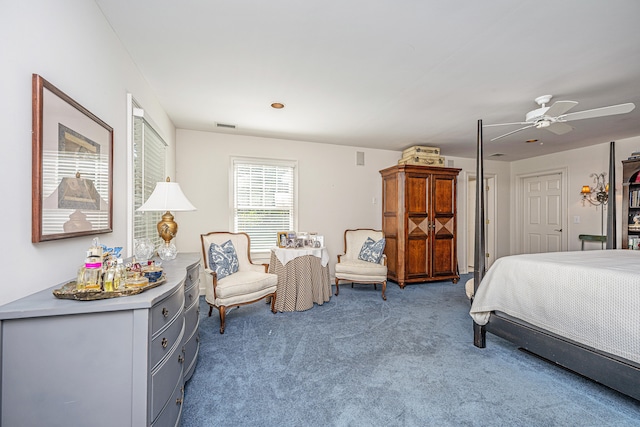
[380,164,460,288]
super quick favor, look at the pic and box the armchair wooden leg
[381,281,387,301]
[270,292,277,313]
[335,278,340,296]
[208,306,213,317]
[219,306,226,334]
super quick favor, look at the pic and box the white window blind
[133,113,166,248]
[232,158,296,253]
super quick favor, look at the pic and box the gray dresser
[0,253,200,427]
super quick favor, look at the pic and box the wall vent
[216,123,236,129]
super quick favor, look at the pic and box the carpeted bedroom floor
[181,274,640,426]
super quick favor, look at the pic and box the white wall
[510,136,640,252]
[0,0,175,305]
[175,130,399,271]
[175,130,513,281]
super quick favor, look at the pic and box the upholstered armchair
[200,232,278,333]
[334,228,388,300]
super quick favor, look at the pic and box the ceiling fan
[485,95,636,141]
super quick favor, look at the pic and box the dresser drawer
[151,363,184,427]
[185,264,200,290]
[183,281,199,310]
[151,322,184,422]
[183,331,200,382]
[151,314,184,370]
[184,296,199,337]
[151,286,184,336]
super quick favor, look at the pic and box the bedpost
[473,119,486,348]
[606,141,616,249]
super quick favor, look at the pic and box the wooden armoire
[380,164,460,288]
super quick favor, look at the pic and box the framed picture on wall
[32,74,113,242]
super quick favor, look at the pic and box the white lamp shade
[137,182,196,212]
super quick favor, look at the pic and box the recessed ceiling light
[271,102,285,109]
[525,139,538,143]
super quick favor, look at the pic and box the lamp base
[157,242,178,260]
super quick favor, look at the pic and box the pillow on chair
[358,237,386,264]
[209,240,240,279]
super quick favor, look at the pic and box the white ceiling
[96,0,640,161]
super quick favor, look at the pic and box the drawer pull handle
[162,307,169,317]
[161,338,168,348]
[176,397,183,405]
[178,354,184,364]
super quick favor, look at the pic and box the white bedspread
[470,250,640,364]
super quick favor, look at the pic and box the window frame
[128,95,167,254]
[229,156,298,256]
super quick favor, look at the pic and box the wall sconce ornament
[580,172,609,244]
[581,172,609,207]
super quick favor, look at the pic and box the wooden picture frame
[277,231,288,248]
[32,74,113,242]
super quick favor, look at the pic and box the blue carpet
[182,274,640,426]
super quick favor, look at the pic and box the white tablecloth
[271,247,330,267]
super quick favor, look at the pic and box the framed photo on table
[32,74,113,242]
[277,231,288,248]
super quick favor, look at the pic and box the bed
[470,122,640,401]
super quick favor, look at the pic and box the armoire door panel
[406,176,428,213]
[385,236,398,277]
[408,215,429,236]
[383,175,399,213]
[434,177,455,214]
[407,238,428,276]
[383,215,397,234]
[433,237,455,275]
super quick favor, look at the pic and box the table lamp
[137,177,196,260]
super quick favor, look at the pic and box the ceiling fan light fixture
[271,102,285,109]
[525,139,538,143]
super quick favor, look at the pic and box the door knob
[554,229,563,232]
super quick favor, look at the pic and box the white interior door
[522,172,564,253]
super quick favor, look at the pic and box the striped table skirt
[268,251,331,312]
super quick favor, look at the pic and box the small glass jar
[83,260,103,290]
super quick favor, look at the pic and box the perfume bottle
[76,254,88,291]
[114,258,126,290]
[103,260,116,292]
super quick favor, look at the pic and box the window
[232,157,297,253]
[133,107,167,248]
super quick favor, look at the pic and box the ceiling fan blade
[490,124,535,141]
[545,100,578,118]
[560,103,635,122]
[483,121,529,128]
[547,122,574,135]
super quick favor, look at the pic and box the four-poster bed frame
[472,121,640,401]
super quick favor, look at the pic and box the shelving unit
[621,158,640,249]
